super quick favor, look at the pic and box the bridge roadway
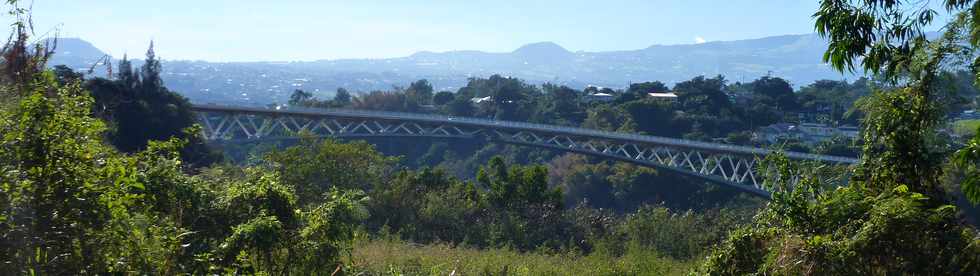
[191,103,859,197]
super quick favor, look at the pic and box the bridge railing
[193,102,859,164]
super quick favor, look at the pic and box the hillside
[47,38,108,71]
[49,34,857,104]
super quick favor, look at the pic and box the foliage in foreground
[695,155,980,275]
[0,17,372,272]
[696,2,980,273]
[0,68,370,274]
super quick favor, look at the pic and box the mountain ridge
[49,33,858,104]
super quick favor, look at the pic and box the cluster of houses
[469,86,679,105]
[466,85,858,146]
[580,87,679,104]
[755,122,859,145]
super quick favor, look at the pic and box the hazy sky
[12,0,943,61]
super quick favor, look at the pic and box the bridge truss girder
[194,109,848,197]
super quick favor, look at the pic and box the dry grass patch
[347,239,694,275]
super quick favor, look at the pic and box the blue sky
[13,0,943,61]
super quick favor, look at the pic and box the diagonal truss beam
[191,105,857,197]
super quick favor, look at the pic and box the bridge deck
[192,103,859,165]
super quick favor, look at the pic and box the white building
[648,92,678,104]
[756,123,801,144]
[583,92,615,103]
[470,96,492,104]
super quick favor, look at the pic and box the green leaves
[265,137,395,207]
[221,168,298,229]
[697,2,980,273]
[0,64,201,273]
[699,172,980,274]
[952,127,980,204]
[479,156,562,211]
[814,0,970,80]
[295,189,368,273]
[854,85,948,199]
[220,213,285,268]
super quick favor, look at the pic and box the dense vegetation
[695,1,980,274]
[0,18,748,275]
[3,0,980,274]
[295,74,879,143]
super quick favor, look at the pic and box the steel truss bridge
[191,104,859,197]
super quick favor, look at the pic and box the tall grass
[346,238,694,276]
[952,119,980,137]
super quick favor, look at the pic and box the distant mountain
[47,34,859,104]
[47,38,108,71]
